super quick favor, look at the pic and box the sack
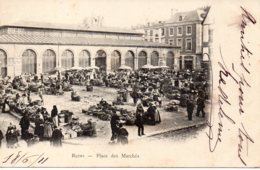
[4,104,10,112]
[119,128,129,136]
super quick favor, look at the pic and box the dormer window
[179,16,183,21]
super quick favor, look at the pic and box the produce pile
[82,99,136,125]
[24,105,42,121]
[90,79,104,87]
[60,113,97,139]
[164,100,180,112]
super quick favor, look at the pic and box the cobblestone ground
[0,85,209,146]
[148,124,207,142]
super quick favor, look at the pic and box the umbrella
[118,65,133,70]
[68,66,84,71]
[84,66,100,70]
[153,65,170,70]
[158,65,169,69]
[90,66,100,70]
[47,67,65,74]
[141,64,156,69]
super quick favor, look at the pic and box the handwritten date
[2,151,48,167]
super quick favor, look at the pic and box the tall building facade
[134,7,210,70]
[202,7,213,69]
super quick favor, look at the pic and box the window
[155,38,159,42]
[79,50,91,67]
[186,38,192,51]
[161,38,165,43]
[169,27,174,36]
[177,26,183,36]
[42,49,56,73]
[145,30,148,36]
[61,50,74,69]
[177,38,182,48]
[186,26,192,35]
[169,39,174,45]
[179,16,183,21]
[150,30,153,36]
[161,28,165,36]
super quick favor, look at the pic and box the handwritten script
[207,6,256,166]
[1,151,49,167]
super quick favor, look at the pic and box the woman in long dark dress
[146,103,161,125]
[6,125,19,148]
[51,105,58,127]
[51,126,63,147]
[110,111,120,142]
[19,113,30,139]
[34,114,44,140]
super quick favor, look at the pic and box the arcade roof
[0,21,143,35]
[0,34,176,48]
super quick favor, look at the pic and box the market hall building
[0,22,181,78]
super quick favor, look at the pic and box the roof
[0,34,175,48]
[166,8,210,24]
[134,7,210,29]
[0,21,142,35]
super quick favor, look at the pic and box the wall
[0,43,180,77]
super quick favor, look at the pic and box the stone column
[134,48,139,70]
[13,45,22,76]
[36,49,42,74]
[196,55,202,69]
[174,54,180,70]
[57,46,62,68]
[146,50,151,65]
[91,56,96,67]
[120,49,126,66]
[193,55,196,70]
[106,52,111,72]
[74,51,79,67]
[182,55,185,69]
[89,48,96,67]
[160,49,166,66]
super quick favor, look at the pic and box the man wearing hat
[196,89,206,118]
[135,103,145,136]
[186,96,194,121]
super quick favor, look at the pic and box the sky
[0,0,212,29]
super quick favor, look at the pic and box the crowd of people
[0,66,209,147]
[1,104,63,148]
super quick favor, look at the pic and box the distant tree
[82,16,104,28]
[91,16,104,27]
